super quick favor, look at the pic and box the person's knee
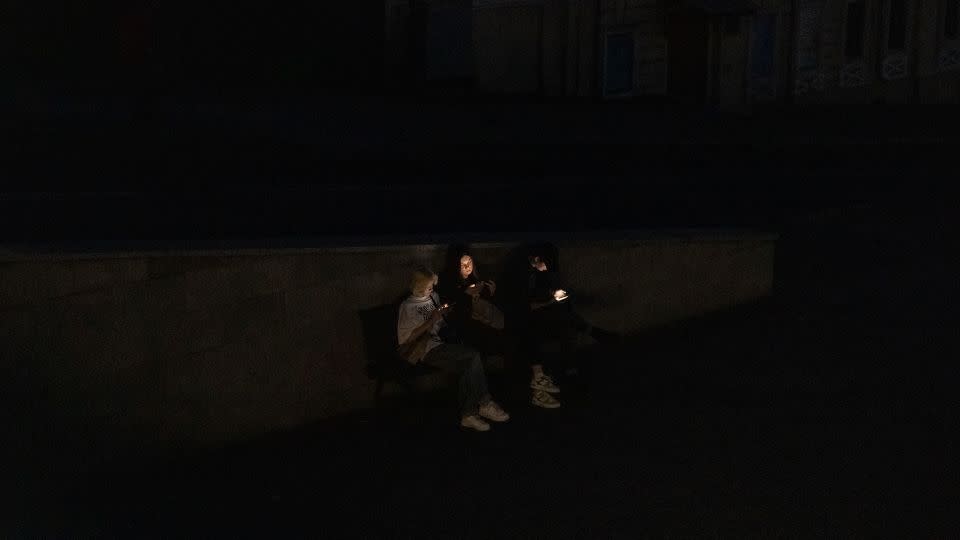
[466,350,484,371]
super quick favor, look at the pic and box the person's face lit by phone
[530,256,547,272]
[459,255,474,279]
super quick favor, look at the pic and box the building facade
[384,0,960,103]
[792,0,960,103]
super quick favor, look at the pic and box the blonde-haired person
[397,266,509,432]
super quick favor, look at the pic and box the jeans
[458,320,518,359]
[422,343,492,417]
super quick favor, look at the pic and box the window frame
[943,0,960,42]
[749,12,779,100]
[601,30,637,98]
[842,0,868,61]
[796,0,826,73]
[884,0,908,52]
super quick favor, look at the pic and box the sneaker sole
[530,383,561,393]
[460,422,491,432]
[531,398,561,409]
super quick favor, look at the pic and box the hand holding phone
[431,303,452,321]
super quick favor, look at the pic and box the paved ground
[15,202,959,537]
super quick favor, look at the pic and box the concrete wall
[3,232,774,487]
[383,0,960,103]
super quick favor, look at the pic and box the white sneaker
[460,415,491,432]
[530,374,560,393]
[479,401,510,423]
[531,389,561,409]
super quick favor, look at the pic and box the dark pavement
[15,200,959,537]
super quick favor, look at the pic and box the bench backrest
[358,297,405,378]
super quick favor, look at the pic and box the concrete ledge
[0,228,776,261]
[3,230,775,482]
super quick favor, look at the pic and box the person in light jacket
[397,266,510,432]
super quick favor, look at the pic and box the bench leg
[374,379,385,408]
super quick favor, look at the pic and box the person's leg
[558,303,619,344]
[466,323,520,375]
[531,363,546,378]
[445,344,510,425]
[423,343,492,418]
[561,304,592,335]
[457,345,491,417]
[525,319,562,408]
[530,348,560,392]
[461,321,499,356]
[543,305,595,371]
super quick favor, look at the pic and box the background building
[4,2,386,96]
[385,0,960,103]
[791,0,960,103]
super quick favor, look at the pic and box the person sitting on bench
[524,248,610,382]
[397,266,510,432]
[440,246,562,410]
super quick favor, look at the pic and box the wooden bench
[359,298,511,408]
[358,301,443,406]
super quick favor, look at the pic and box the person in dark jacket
[439,246,562,410]
[438,247,503,338]
[523,246,619,397]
